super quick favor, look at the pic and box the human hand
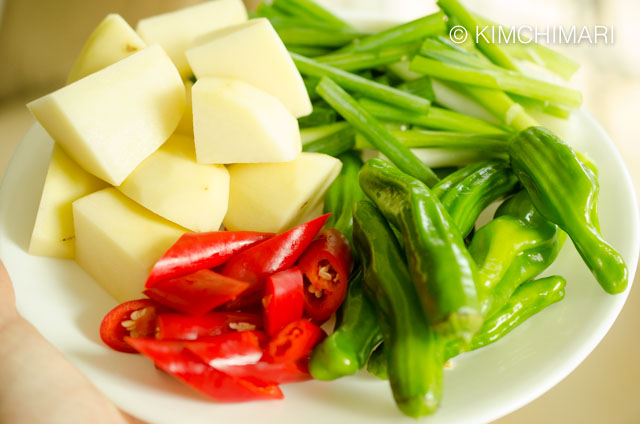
[0,260,131,424]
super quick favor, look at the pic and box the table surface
[1,0,639,422]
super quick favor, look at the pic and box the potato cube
[224,153,342,233]
[136,0,247,78]
[192,77,300,164]
[186,18,311,118]
[118,134,229,232]
[29,143,108,258]
[28,45,185,186]
[67,14,146,83]
[73,188,185,302]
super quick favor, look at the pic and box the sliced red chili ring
[144,269,249,316]
[263,319,326,364]
[126,338,283,402]
[216,359,311,385]
[262,267,304,336]
[146,231,273,287]
[221,214,330,310]
[297,228,353,323]
[156,312,262,341]
[184,331,265,368]
[100,299,166,353]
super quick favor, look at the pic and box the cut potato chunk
[186,18,312,118]
[136,0,247,79]
[118,134,229,232]
[67,14,146,83]
[224,153,342,233]
[174,79,194,136]
[73,188,185,302]
[28,45,185,186]
[29,144,108,259]
[192,77,301,164]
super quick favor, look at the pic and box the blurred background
[0,0,638,422]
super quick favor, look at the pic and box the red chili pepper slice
[146,231,273,287]
[184,331,265,368]
[262,268,304,336]
[125,338,283,402]
[100,299,166,353]
[263,319,326,364]
[216,359,311,385]
[156,312,262,341]
[222,214,330,309]
[144,270,249,316]
[297,228,353,323]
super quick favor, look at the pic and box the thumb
[0,259,17,321]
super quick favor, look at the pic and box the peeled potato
[28,45,185,186]
[224,153,342,233]
[186,18,311,118]
[136,0,247,78]
[73,188,185,302]
[67,14,146,83]
[192,77,301,164]
[29,142,108,259]
[118,134,229,232]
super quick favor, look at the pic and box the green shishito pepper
[313,160,519,380]
[369,275,567,378]
[445,275,566,358]
[470,190,565,316]
[309,152,376,381]
[367,344,388,380]
[353,200,443,418]
[309,267,383,380]
[359,158,482,341]
[323,150,366,244]
[432,159,520,238]
[509,127,628,294]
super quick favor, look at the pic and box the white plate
[1,109,638,424]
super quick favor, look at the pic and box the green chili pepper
[445,275,566,358]
[432,159,520,237]
[359,158,481,341]
[433,166,460,179]
[353,200,443,418]
[308,152,380,381]
[367,344,388,380]
[470,190,565,316]
[509,126,628,294]
[309,267,383,380]
[370,275,566,378]
[323,150,366,243]
[431,160,489,197]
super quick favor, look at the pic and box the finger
[0,259,17,319]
